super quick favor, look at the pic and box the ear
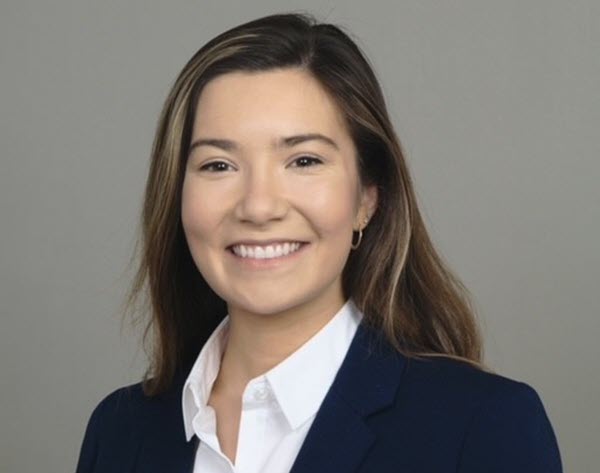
[356,183,378,228]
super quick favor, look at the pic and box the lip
[226,242,310,270]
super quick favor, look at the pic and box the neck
[212,293,346,399]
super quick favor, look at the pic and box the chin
[225,290,318,317]
[229,299,298,317]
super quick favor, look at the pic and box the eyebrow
[188,133,340,155]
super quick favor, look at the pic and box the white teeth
[231,242,303,259]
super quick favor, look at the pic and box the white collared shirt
[181,298,363,473]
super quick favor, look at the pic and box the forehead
[192,68,350,141]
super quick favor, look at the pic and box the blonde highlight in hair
[124,12,487,397]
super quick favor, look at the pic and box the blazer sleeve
[457,381,563,473]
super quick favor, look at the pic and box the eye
[198,161,234,172]
[290,155,323,168]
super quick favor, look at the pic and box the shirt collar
[182,316,229,441]
[181,299,363,441]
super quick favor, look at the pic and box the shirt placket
[234,377,272,473]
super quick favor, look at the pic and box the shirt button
[253,386,269,401]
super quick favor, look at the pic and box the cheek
[300,177,357,236]
[181,178,216,243]
[180,179,228,287]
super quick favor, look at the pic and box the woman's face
[181,68,377,319]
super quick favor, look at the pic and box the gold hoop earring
[351,228,363,250]
[351,217,369,250]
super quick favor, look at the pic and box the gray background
[1,1,598,471]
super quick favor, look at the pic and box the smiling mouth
[228,242,308,259]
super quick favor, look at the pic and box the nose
[233,166,288,224]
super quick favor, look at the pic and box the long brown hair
[123,12,486,397]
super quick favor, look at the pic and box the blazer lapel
[289,322,406,473]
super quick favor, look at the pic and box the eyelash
[198,155,323,172]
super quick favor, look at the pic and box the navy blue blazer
[76,322,562,472]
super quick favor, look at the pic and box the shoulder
[85,377,183,435]
[354,324,553,428]
[91,381,162,412]
[399,354,537,407]
[393,355,563,472]
[75,379,185,472]
[78,382,153,452]
[394,354,551,429]
[87,382,148,428]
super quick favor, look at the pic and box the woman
[76,12,562,473]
